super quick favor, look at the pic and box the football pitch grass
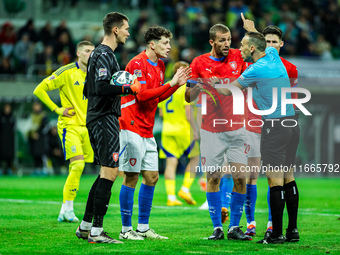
[0,175,339,254]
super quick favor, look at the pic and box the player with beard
[213,31,299,244]
[242,14,300,242]
[185,24,252,241]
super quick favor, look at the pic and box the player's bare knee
[164,167,176,179]
[70,155,85,163]
[207,177,220,188]
[100,166,119,182]
[233,178,246,193]
[247,177,258,185]
[143,172,159,186]
[123,172,139,188]
[268,177,284,187]
[232,170,246,180]
[284,176,295,185]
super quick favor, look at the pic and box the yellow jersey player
[33,41,95,222]
[158,61,200,206]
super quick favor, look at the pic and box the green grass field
[0,175,339,254]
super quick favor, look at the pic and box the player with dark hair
[33,40,95,223]
[118,26,191,240]
[185,24,252,241]
[75,12,140,244]
[214,30,300,244]
[242,14,300,241]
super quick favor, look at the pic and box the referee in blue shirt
[213,32,300,244]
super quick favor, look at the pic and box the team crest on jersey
[112,153,119,162]
[71,145,77,153]
[129,158,137,166]
[48,75,56,80]
[134,69,142,77]
[201,157,206,165]
[229,61,237,70]
[99,68,107,77]
[160,71,164,80]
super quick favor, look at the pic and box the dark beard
[216,49,228,57]
[244,55,254,63]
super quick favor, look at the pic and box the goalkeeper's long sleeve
[95,80,135,96]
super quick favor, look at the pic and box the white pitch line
[0,198,339,217]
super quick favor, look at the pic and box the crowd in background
[0,18,77,76]
[0,102,67,175]
[0,0,339,77]
[0,0,338,175]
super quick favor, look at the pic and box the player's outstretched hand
[207,77,220,88]
[241,12,257,32]
[194,78,204,90]
[54,107,75,117]
[169,66,192,87]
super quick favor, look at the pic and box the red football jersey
[190,49,248,132]
[120,51,167,138]
[245,57,298,134]
[281,57,298,103]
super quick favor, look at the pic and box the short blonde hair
[77,40,94,51]
[173,61,189,73]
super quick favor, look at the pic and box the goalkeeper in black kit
[75,11,140,244]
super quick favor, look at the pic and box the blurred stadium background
[1,0,340,176]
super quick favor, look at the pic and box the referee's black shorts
[261,116,300,168]
[87,115,120,168]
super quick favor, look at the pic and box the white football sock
[181,187,189,193]
[267,221,272,229]
[64,200,74,211]
[137,223,149,232]
[80,220,92,230]
[168,195,177,201]
[247,221,256,227]
[91,227,103,236]
[122,226,133,233]
[59,203,65,214]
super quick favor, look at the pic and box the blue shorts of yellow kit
[159,135,200,159]
[58,125,94,163]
